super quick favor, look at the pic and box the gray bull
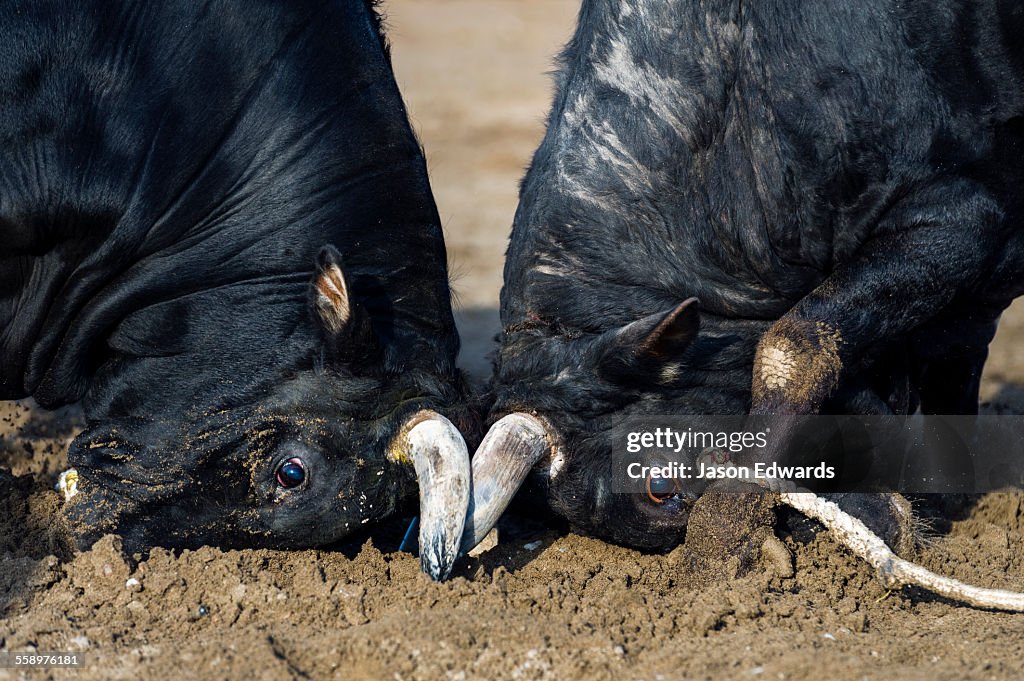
[459,0,1024,608]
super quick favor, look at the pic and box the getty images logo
[625,426,769,454]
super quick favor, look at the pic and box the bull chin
[389,410,472,580]
[457,413,552,555]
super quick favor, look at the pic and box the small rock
[136,644,162,658]
[837,596,858,615]
[69,636,91,651]
[467,528,499,557]
[80,535,131,585]
[846,611,868,633]
[522,541,543,551]
[760,535,794,578]
[230,584,247,604]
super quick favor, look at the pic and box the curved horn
[458,413,552,555]
[394,411,471,581]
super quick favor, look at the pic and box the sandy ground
[3,1,1024,679]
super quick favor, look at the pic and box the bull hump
[512,0,960,320]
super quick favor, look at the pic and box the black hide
[0,0,474,550]
[491,0,1024,549]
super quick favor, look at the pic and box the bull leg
[914,330,994,415]
[746,224,989,493]
[745,220,1000,560]
[809,378,920,556]
[824,345,915,416]
[750,215,1003,417]
[902,331,995,493]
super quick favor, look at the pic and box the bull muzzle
[457,413,552,556]
[391,410,472,580]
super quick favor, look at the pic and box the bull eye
[646,475,680,504]
[276,457,307,489]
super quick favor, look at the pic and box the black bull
[0,0,477,580]
[460,0,1024,564]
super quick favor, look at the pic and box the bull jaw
[389,411,471,580]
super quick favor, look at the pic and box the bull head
[64,246,472,581]
[460,298,705,552]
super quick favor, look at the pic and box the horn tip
[419,537,457,581]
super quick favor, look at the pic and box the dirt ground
[3,2,1024,679]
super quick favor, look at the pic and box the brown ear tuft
[314,246,352,334]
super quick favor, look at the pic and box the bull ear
[600,298,700,380]
[314,246,355,334]
[312,246,378,358]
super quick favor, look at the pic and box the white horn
[392,411,471,581]
[458,413,551,555]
